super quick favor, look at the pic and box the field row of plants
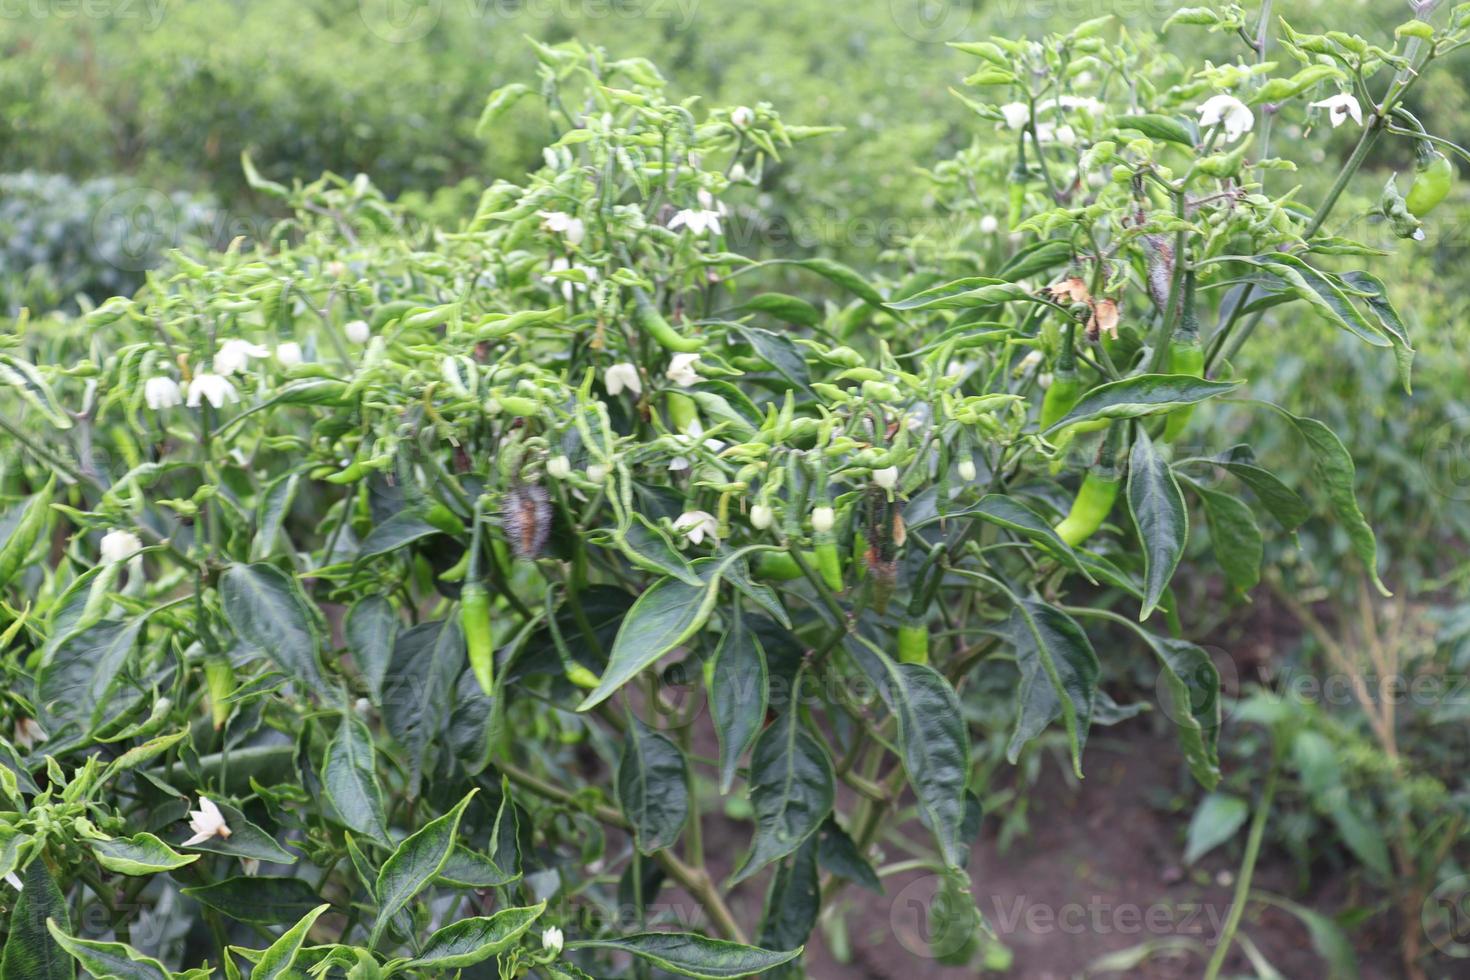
[2,2,1470,977]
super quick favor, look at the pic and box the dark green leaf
[710,610,768,793]
[1185,477,1263,592]
[252,904,329,980]
[91,832,198,876]
[759,838,819,956]
[1127,430,1188,619]
[182,876,325,925]
[1004,599,1099,778]
[617,717,690,854]
[406,902,546,969]
[357,508,444,561]
[370,791,476,945]
[381,619,463,786]
[3,862,73,980]
[346,596,397,702]
[44,924,163,980]
[1045,375,1241,435]
[323,713,390,846]
[815,819,881,893]
[565,933,803,979]
[742,293,820,326]
[729,700,834,885]
[219,563,328,694]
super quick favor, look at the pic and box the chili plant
[0,7,1468,978]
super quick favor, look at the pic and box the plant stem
[1203,751,1280,980]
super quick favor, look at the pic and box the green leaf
[617,717,690,854]
[0,354,72,429]
[37,617,144,732]
[886,277,1030,311]
[729,324,810,391]
[381,619,463,788]
[370,790,477,946]
[476,82,533,137]
[912,493,1088,578]
[1184,477,1263,592]
[0,478,54,591]
[1045,375,1241,435]
[815,819,882,893]
[1127,430,1188,619]
[219,562,329,694]
[252,904,330,980]
[1003,600,1099,778]
[771,257,885,308]
[742,293,820,326]
[565,934,803,979]
[346,596,398,702]
[845,636,970,868]
[759,838,819,955]
[1115,113,1196,145]
[323,712,391,846]
[436,845,519,888]
[710,609,768,793]
[357,509,444,562]
[3,863,73,980]
[577,553,740,711]
[1184,793,1249,864]
[1255,893,1359,980]
[1260,405,1388,595]
[182,876,325,925]
[1241,255,1389,348]
[729,699,834,885]
[45,923,164,980]
[1210,453,1310,531]
[251,470,301,560]
[406,902,546,969]
[181,801,298,864]
[614,514,703,586]
[91,832,198,876]
[1340,270,1413,393]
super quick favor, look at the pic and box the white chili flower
[275,342,303,368]
[187,373,240,409]
[730,105,754,128]
[811,506,835,534]
[750,504,774,530]
[872,466,899,490]
[213,339,269,377]
[100,529,142,564]
[1197,94,1254,143]
[673,510,719,545]
[1310,93,1363,129]
[1000,102,1031,130]
[546,455,572,480]
[538,211,586,246]
[604,362,642,397]
[979,215,999,234]
[1054,124,1078,147]
[957,458,978,482]
[344,319,371,344]
[542,926,564,956]
[144,376,183,410]
[665,352,702,388]
[669,207,723,236]
[13,717,46,752]
[181,797,232,847]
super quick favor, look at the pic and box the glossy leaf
[3,862,73,980]
[565,933,804,979]
[1044,374,1241,435]
[729,699,834,885]
[92,832,198,876]
[252,904,329,980]
[370,790,476,945]
[45,924,164,980]
[381,619,463,786]
[323,712,390,846]
[1004,599,1099,778]
[616,717,690,854]
[182,876,325,925]
[709,610,768,793]
[346,595,397,702]
[1127,430,1188,619]
[219,562,328,694]
[406,902,546,969]
[759,838,819,955]
[1186,477,1263,592]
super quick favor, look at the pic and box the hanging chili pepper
[1406,142,1455,217]
[1054,427,1124,547]
[634,288,702,353]
[462,500,495,695]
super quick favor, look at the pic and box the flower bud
[275,342,303,368]
[731,105,754,128]
[345,319,371,344]
[546,455,572,479]
[542,926,564,956]
[750,504,774,530]
[811,506,835,534]
[586,462,608,483]
[957,458,977,482]
[872,466,899,490]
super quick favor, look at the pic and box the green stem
[1203,751,1280,980]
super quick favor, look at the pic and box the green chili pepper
[634,289,702,353]
[462,503,495,695]
[1161,269,1204,443]
[1054,428,1124,547]
[897,620,930,665]
[1039,323,1083,431]
[1406,145,1454,217]
[203,655,236,730]
[667,391,700,433]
